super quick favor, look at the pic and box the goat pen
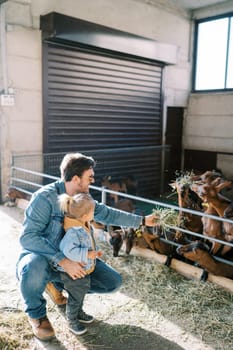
[8,154,233,294]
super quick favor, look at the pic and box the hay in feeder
[97,240,233,349]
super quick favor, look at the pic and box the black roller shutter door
[43,42,163,197]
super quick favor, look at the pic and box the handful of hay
[173,170,195,187]
[152,207,178,233]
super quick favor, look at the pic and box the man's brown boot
[28,316,55,340]
[45,282,67,305]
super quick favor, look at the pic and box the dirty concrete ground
[0,205,221,350]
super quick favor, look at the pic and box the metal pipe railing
[10,166,233,265]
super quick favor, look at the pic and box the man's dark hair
[60,153,96,181]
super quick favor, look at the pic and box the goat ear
[202,184,209,192]
[191,174,201,181]
[211,177,222,186]
[190,183,199,191]
[215,180,233,193]
[192,240,199,254]
[169,182,176,189]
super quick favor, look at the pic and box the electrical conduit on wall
[0,2,8,94]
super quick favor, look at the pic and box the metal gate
[41,13,164,197]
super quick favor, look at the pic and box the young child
[58,192,103,335]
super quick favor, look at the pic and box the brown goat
[191,170,223,184]
[108,227,137,257]
[188,172,226,254]
[201,203,223,255]
[4,187,31,206]
[170,180,203,243]
[187,170,232,254]
[105,188,137,256]
[191,177,233,247]
[188,171,233,254]
[114,198,135,213]
[101,175,138,205]
[141,226,175,256]
[177,241,233,278]
[101,175,127,204]
[135,178,204,257]
[177,176,233,277]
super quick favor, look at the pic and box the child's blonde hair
[59,193,95,219]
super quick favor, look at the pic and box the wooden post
[129,245,233,294]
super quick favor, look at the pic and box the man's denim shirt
[19,180,142,266]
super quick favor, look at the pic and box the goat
[101,175,138,205]
[141,226,175,256]
[120,175,138,195]
[105,187,137,256]
[114,198,136,213]
[97,196,136,256]
[109,228,124,257]
[129,174,204,260]
[108,227,137,257]
[191,177,233,248]
[177,241,233,278]
[177,176,233,277]
[189,171,232,254]
[4,187,31,206]
[224,202,233,218]
[170,180,203,243]
[131,172,217,258]
[101,175,127,205]
[101,176,137,257]
[125,176,204,258]
[191,170,223,184]
[94,175,137,250]
[200,202,223,255]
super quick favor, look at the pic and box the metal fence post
[101,187,106,204]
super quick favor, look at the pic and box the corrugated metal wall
[42,42,164,197]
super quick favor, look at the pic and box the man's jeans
[16,254,122,319]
